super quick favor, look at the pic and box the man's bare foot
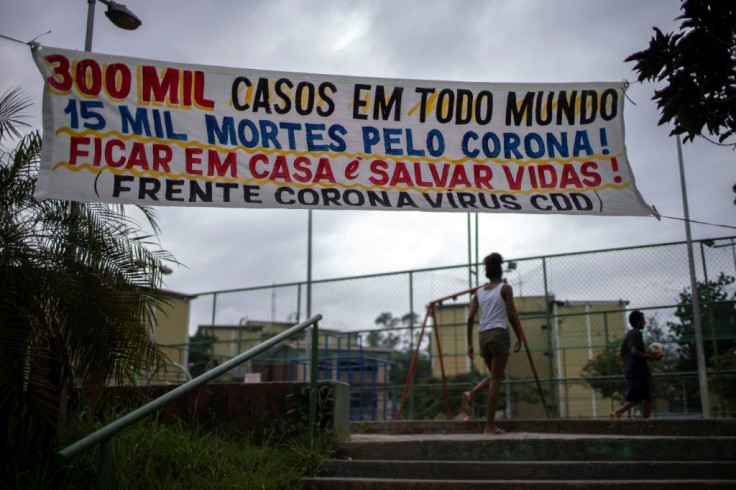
[461,392,472,420]
[610,411,620,419]
[483,426,506,435]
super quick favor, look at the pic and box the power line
[659,214,736,231]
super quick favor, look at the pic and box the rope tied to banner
[620,79,637,106]
[0,31,50,46]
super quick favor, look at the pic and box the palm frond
[1,88,178,457]
[0,87,32,140]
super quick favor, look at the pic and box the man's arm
[630,330,658,360]
[466,294,479,359]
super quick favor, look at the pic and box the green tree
[0,88,176,478]
[366,311,418,350]
[582,315,679,404]
[667,272,736,413]
[625,0,736,146]
[581,343,625,399]
[667,273,736,371]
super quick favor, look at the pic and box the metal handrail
[58,314,322,463]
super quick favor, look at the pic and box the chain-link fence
[186,235,736,420]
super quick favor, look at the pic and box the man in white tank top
[465,253,523,434]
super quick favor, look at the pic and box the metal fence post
[676,134,711,417]
[211,292,217,327]
[467,214,472,289]
[542,256,556,416]
[700,242,718,357]
[296,283,302,322]
[309,320,319,443]
[408,271,414,419]
[700,242,724,417]
[603,312,611,376]
[95,437,113,490]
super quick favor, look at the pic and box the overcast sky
[1,0,734,303]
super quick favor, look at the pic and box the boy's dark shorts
[479,327,510,365]
[624,376,654,402]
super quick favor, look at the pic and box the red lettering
[76,59,102,96]
[528,166,538,188]
[182,70,193,108]
[313,158,336,183]
[93,137,102,166]
[152,144,172,172]
[105,139,126,168]
[46,55,134,99]
[45,54,73,92]
[69,136,90,165]
[270,155,292,182]
[448,165,470,188]
[581,161,601,187]
[428,163,449,187]
[139,66,212,109]
[185,147,203,175]
[126,142,149,170]
[412,162,433,187]
[193,71,215,109]
[248,153,269,179]
[369,160,389,185]
[389,162,413,186]
[503,165,524,190]
[344,159,360,180]
[293,156,313,183]
[473,165,493,189]
[207,150,237,177]
[559,164,583,188]
[105,63,132,100]
[141,66,180,105]
[538,165,556,189]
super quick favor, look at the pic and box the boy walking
[611,310,663,419]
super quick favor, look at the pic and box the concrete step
[339,432,736,462]
[320,460,736,480]
[350,418,736,437]
[301,478,736,489]
[303,419,736,488]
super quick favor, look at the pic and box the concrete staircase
[302,419,736,488]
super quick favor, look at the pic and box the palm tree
[0,87,177,472]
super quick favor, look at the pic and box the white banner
[32,45,655,216]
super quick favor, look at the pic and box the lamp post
[85,0,141,52]
[676,134,711,418]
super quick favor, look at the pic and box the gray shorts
[479,328,510,365]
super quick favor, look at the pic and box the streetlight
[85,0,141,52]
[676,134,711,418]
[83,0,148,282]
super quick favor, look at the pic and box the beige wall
[433,304,470,377]
[432,296,627,418]
[152,293,191,383]
[433,295,553,380]
[198,322,359,360]
[551,302,627,417]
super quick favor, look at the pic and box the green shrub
[7,414,338,490]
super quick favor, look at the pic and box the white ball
[647,342,666,357]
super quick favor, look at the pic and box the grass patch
[9,414,339,490]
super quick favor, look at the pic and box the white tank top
[476,284,508,332]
